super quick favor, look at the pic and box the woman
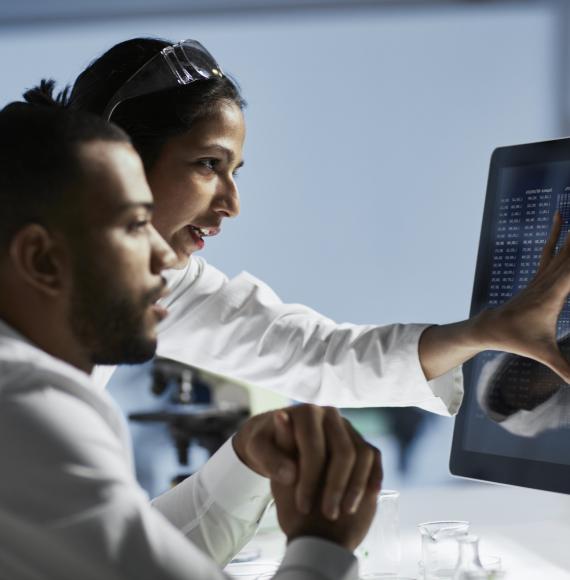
[58,37,570,414]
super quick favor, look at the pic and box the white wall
[0,3,559,326]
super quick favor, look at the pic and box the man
[0,97,380,579]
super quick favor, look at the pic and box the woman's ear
[8,224,70,298]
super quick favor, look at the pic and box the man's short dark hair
[0,80,130,252]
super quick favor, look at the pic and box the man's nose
[149,225,177,273]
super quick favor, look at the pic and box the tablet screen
[451,140,570,493]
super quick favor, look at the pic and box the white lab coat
[94,257,464,415]
[477,353,570,437]
[0,320,358,580]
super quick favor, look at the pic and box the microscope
[129,357,250,484]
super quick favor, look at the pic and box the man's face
[68,140,176,365]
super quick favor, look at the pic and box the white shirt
[94,258,464,415]
[477,353,570,437]
[0,320,358,580]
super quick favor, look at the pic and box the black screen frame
[450,136,570,495]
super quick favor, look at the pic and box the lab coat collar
[0,317,95,395]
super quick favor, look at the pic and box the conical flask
[453,535,488,580]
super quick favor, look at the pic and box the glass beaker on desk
[418,520,469,579]
[358,489,401,577]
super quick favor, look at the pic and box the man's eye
[198,158,218,171]
[128,220,150,232]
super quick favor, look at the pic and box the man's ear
[8,224,70,297]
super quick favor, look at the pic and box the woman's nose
[214,179,240,218]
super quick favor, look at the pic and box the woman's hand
[419,212,570,383]
[474,212,570,381]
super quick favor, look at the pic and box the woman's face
[146,100,245,269]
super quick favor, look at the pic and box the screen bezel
[450,137,570,495]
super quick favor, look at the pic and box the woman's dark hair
[66,37,246,171]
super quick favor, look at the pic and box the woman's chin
[167,231,201,269]
[171,251,191,269]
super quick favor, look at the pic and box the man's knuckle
[330,432,352,455]
[360,447,374,466]
[324,406,340,418]
[352,434,368,450]
[308,404,324,416]
[303,442,326,462]
[340,446,356,467]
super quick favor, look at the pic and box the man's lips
[147,278,170,304]
[148,282,170,322]
[151,303,169,322]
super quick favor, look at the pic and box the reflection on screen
[465,162,570,466]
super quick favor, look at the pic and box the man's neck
[0,307,93,375]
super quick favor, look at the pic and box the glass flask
[418,520,469,578]
[453,535,488,580]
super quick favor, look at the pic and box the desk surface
[242,482,570,579]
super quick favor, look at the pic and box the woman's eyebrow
[199,144,244,166]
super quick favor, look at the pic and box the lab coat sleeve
[151,438,272,566]
[477,354,570,437]
[0,385,234,580]
[276,537,358,580]
[494,390,570,437]
[156,258,463,416]
[0,383,359,580]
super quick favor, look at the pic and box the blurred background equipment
[129,358,249,486]
[108,359,255,496]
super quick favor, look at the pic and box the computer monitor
[450,137,570,494]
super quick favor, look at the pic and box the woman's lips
[190,225,221,238]
[188,227,205,250]
[184,225,221,253]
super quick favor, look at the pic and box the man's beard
[68,260,159,366]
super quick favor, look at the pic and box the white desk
[398,482,570,579]
[241,482,570,579]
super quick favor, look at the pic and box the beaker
[418,520,469,579]
[358,489,401,577]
